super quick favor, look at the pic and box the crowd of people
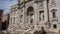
[0,20,47,34]
[1,20,9,30]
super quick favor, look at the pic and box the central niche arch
[27,6,35,24]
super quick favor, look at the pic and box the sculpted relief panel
[38,1,44,9]
[50,0,56,8]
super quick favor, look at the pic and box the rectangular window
[20,15,23,22]
[10,18,12,23]
[21,9,23,12]
[13,17,15,23]
[53,24,57,28]
[52,11,56,18]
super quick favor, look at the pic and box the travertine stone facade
[8,0,60,34]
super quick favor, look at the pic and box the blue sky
[0,0,18,14]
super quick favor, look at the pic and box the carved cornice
[34,0,40,3]
[18,0,32,6]
[34,0,45,3]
